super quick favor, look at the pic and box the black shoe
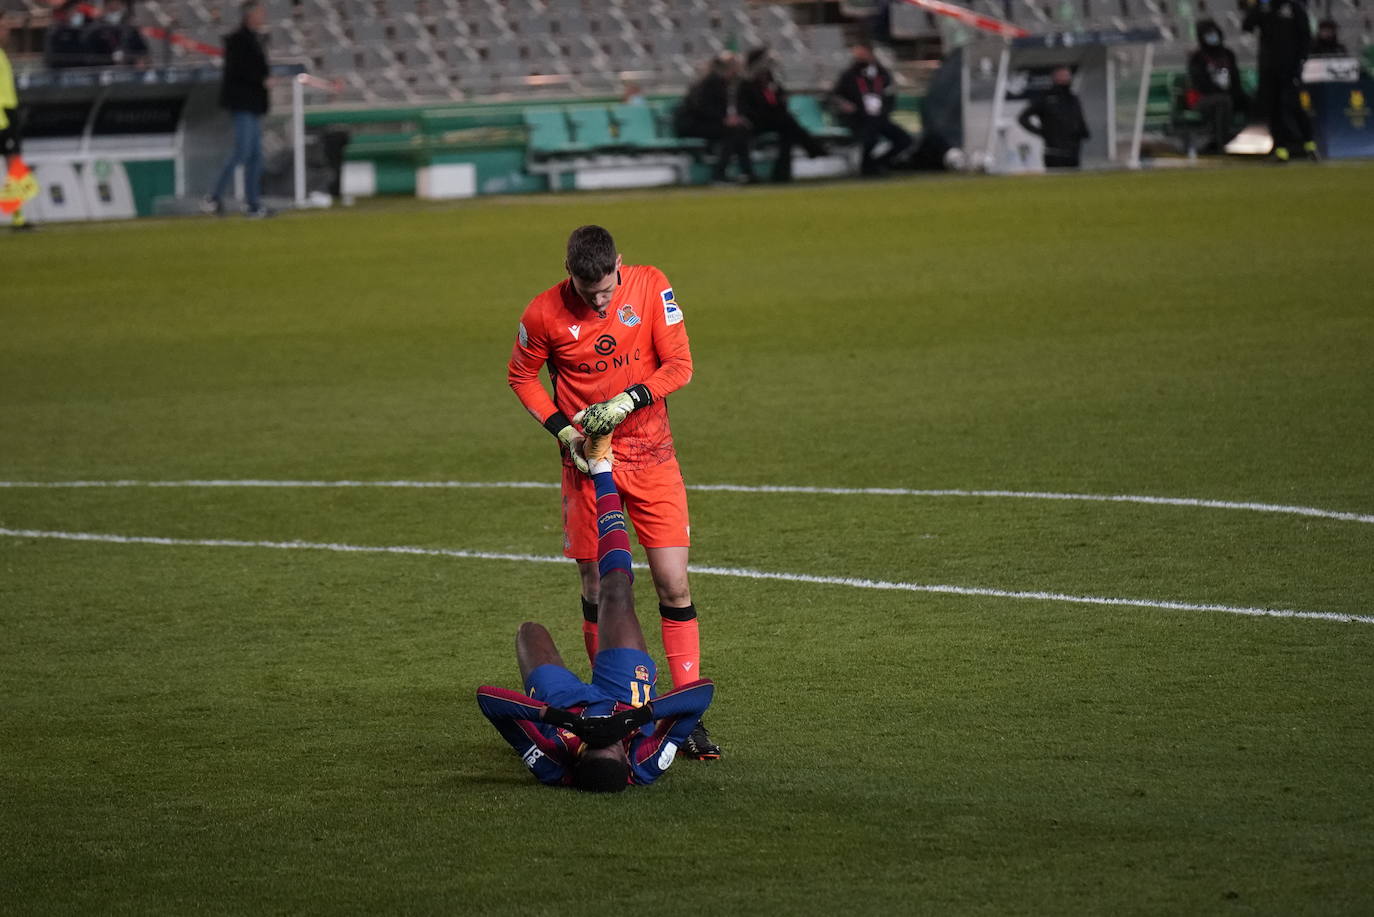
[681,720,721,760]
[11,221,37,232]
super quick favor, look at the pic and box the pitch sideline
[2,526,1370,626]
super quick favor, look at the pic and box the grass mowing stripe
[4,526,1369,625]
[3,479,1372,525]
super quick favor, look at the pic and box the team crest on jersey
[517,322,529,347]
[618,303,641,327]
[661,288,683,326]
[634,664,651,682]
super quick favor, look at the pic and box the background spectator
[1243,0,1316,161]
[1310,19,1347,55]
[831,43,911,176]
[84,0,150,68]
[1016,66,1090,168]
[204,1,272,217]
[738,46,825,183]
[1188,20,1249,154]
[674,52,756,184]
[44,1,90,69]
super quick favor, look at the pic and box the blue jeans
[211,111,263,210]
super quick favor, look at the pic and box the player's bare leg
[585,447,649,655]
[515,621,566,684]
[577,559,600,665]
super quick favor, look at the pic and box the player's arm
[627,679,715,785]
[475,686,571,785]
[641,273,694,401]
[506,305,589,472]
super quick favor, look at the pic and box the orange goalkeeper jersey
[508,264,693,471]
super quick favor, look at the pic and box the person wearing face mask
[1188,20,1250,154]
[1016,66,1090,169]
[1242,0,1316,161]
[84,0,149,68]
[44,1,91,68]
[1309,19,1347,56]
[831,43,912,176]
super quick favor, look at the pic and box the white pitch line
[1,479,1372,525]
[2,526,1370,626]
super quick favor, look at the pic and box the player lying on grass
[475,434,716,792]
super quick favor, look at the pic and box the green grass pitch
[3,164,1372,915]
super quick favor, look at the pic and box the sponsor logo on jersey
[575,347,642,375]
[594,334,616,356]
[658,743,678,770]
[517,322,529,347]
[522,745,545,769]
[661,288,683,326]
[634,664,651,682]
[568,324,581,340]
[618,303,641,327]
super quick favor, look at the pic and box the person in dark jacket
[84,0,149,68]
[830,43,911,175]
[205,1,272,216]
[1242,0,1315,161]
[674,52,756,183]
[45,1,91,68]
[1188,20,1249,153]
[737,46,825,183]
[1016,66,1090,168]
[1309,19,1347,55]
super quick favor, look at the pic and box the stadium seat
[787,94,850,141]
[523,109,587,156]
[612,103,687,151]
[566,107,620,150]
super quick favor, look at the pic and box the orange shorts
[561,458,691,559]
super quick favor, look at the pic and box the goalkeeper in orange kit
[506,225,719,759]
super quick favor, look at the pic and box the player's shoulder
[520,279,574,328]
[623,263,671,288]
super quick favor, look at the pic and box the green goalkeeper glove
[580,384,653,436]
[556,424,589,474]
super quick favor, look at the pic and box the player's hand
[573,705,655,748]
[541,705,583,731]
[579,394,635,436]
[555,424,589,474]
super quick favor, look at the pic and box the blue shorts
[525,648,657,716]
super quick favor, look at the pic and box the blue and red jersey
[475,676,714,788]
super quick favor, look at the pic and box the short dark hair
[572,749,630,793]
[566,225,618,283]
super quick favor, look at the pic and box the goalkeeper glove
[544,411,589,474]
[579,384,653,436]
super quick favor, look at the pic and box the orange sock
[659,604,700,689]
[582,621,599,667]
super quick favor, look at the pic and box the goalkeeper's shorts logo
[618,303,640,327]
